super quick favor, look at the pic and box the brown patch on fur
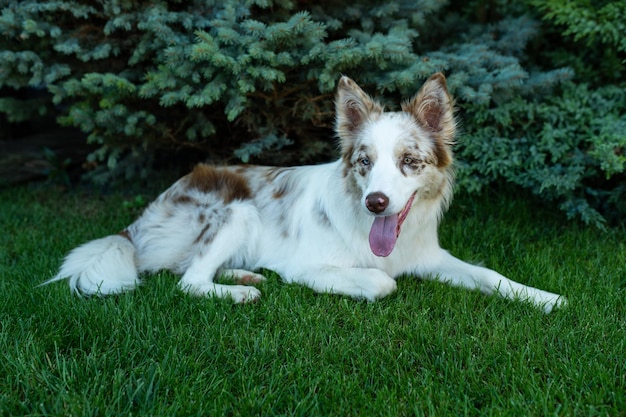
[273,186,287,199]
[234,274,264,285]
[259,167,296,199]
[342,167,361,201]
[186,164,251,203]
[401,73,456,168]
[234,165,249,175]
[340,144,363,199]
[264,167,281,182]
[264,167,293,182]
[118,230,132,242]
[336,77,384,135]
[173,195,198,205]
[431,136,453,168]
[341,143,354,169]
[194,223,211,244]
[272,178,293,199]
[336,77,384,157]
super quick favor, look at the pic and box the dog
[42,73,566,313]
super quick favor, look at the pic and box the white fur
[45,235,138,296]
[42,74,566,313]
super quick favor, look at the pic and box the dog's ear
[335,76,383,141]
[402,73,456,168]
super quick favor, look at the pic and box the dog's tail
[40,234,139,296]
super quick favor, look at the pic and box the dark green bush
[526,0,626,85]
[458,82,626,227]
[0,0,623,226]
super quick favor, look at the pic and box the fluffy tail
[40,235,139,296]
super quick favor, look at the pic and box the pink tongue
[369,214,399,257]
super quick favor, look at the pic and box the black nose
[365,192,389,214]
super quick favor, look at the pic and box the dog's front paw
[179,282,261,303]
[541,294,567,314]
[226,285,262,303]
[357,269,397,301]
[292,267,397,301]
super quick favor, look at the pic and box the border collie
[43,73,565,313]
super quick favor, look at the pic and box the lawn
[0,183,624,416]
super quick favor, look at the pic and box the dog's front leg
[421,250,566,313]
[287,266,397,301]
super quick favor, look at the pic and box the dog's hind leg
[220,269,267,285]
[421,250,566,313]
[178,205,261,303]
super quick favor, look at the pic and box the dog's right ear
[335,76,383,141]
[402,73,456,168]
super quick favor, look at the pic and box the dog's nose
[366,192,389,214]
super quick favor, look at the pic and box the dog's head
[335,73,456,257]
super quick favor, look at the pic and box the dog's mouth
[368,192,416,257]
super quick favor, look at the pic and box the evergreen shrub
[0,0,623,225]
[526,0,625,87]
[458,82,626,228]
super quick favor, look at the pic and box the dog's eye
[403,157,413,165]
[359,157,370,166]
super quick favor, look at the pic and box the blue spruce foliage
[0,0,623,225]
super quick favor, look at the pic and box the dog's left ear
[402,73,456,167]
[335,76,383,141]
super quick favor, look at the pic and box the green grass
[1,184,624,416]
